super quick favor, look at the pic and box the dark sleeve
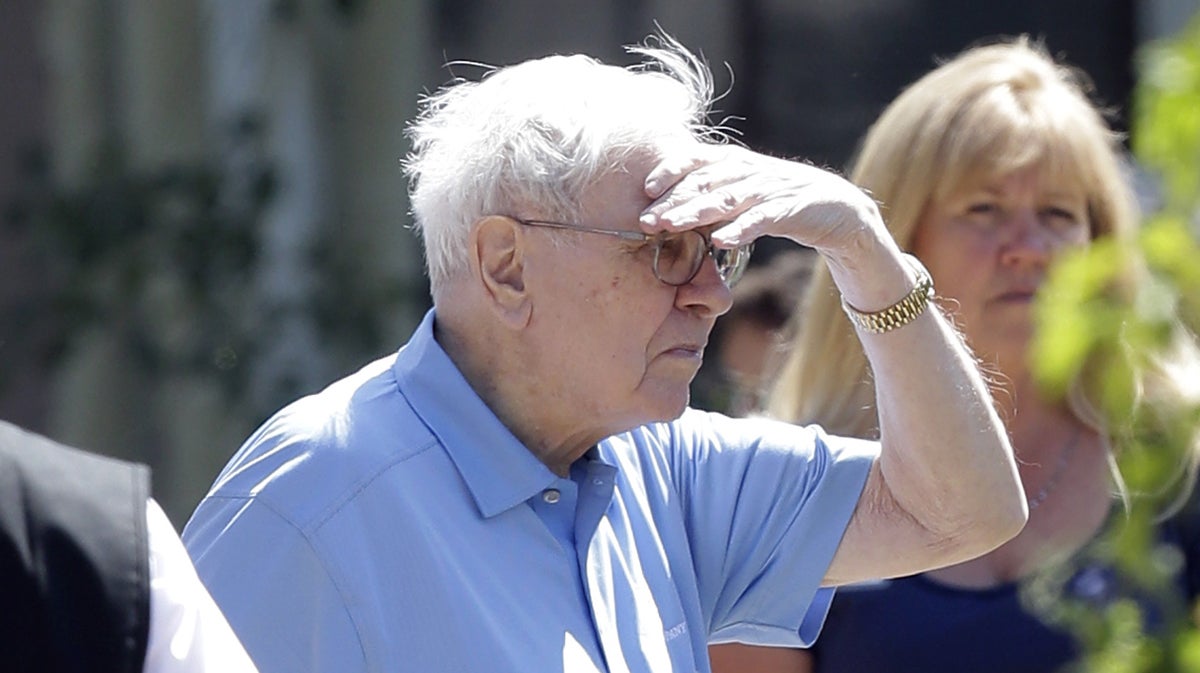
[0,421,152,673]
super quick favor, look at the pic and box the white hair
[403,33,724,295]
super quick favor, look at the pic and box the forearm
[827,237,1026,561]
[869,302,1024,543]
[634,144,1026,578]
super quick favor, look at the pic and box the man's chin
[638,390,691,424]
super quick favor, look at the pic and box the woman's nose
[999,210,1055,267]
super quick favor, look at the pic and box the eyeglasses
[514,218,753,287]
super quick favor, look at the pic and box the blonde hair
[768,37,1200,512]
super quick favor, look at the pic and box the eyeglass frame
[511,217,753,287]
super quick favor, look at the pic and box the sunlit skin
[639,143,1026,584]
[525,165,729,415]
[467,149,734,475]
[904,164,1114,590]
[537,154,731,406]
[709,165,1111,673]
[442,140,1024,588]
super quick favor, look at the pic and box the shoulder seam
[307,436,442,532]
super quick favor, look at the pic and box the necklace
[1026,426,1081,511]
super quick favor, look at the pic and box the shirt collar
[393,310,559,518]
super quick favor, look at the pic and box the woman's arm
[708,642,813,673]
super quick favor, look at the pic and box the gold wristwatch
[841,254,935,334]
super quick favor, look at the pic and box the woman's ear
[471,216,533,327]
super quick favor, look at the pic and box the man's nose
[676,254,734,318]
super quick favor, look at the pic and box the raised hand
[639,143,909,312]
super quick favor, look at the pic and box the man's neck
[434,312,600,477]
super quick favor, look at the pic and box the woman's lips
[994,289,1037,303]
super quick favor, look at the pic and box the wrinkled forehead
[573,148,665,226]
[574,138,703,219]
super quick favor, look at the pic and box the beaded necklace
[1026,426,1081,510]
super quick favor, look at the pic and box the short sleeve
[666,410,876,647]
[183,497,365,673]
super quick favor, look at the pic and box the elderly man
[183,35,1025,673]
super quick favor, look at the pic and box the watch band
[841,254,935,334]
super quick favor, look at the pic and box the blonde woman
[710,37,1200,673]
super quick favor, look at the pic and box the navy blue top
[811,504,1200,673]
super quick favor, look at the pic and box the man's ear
[472,216,532,326]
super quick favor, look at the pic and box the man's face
[521,150,735,432]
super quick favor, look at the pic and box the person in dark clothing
[0,420,257,673]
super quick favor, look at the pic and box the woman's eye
[966,202,998,215]
[962,202,1000,226]
[1041,207,1080,228]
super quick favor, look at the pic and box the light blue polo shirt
[183,310,875,673]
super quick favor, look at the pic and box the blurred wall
[0,1,51,431]
[5,0,436,524]
[742,0,1136,170]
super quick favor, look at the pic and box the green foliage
[1031,13,1200,672]
[1135,26,1200,215]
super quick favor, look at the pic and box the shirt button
[542,489,561,504]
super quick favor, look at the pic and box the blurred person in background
[711,250,815,415]
[182,33,1026,673]
[0,420,258,673]
[709,37,1200,673]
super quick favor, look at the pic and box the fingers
[710,208,771,247]
[641,148,807,238]
[641,179,757,232]
[643,144,726,199]
[639,144,885,258]
[640,145,765,232]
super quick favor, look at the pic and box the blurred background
[1,0,1196,527]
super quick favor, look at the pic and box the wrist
[840,254,935,334]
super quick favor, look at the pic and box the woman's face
[910,164,1092,370]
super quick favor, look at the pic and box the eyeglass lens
[654,233,702,285]
[715,246,750,286]
[653,231,751,286]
